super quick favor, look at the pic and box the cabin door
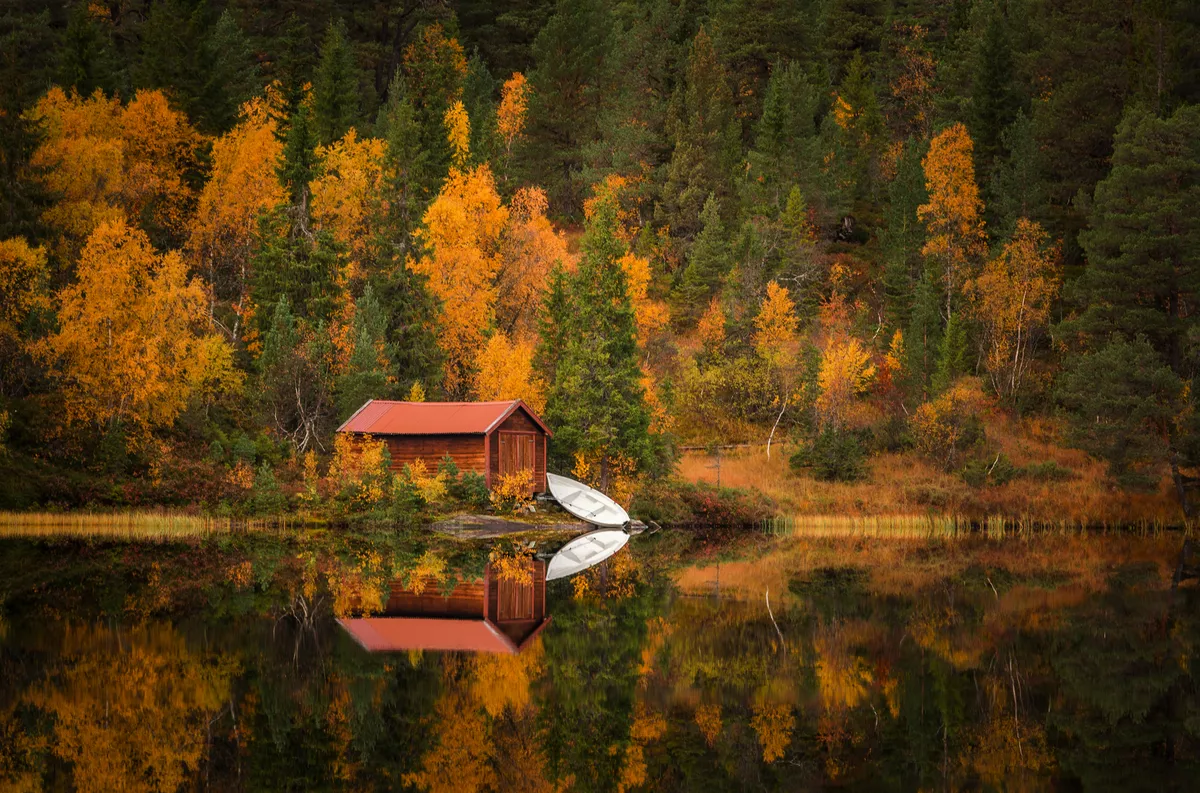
[497,432,537,478]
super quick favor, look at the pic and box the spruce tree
[313,20,360,146]
[58,1,119,96]
[744,60,823,218]
[1069,104,1200,373]
[524,0,614,213]
[673,195,730,324]
[199,11,259,133]
[904,268,942,399]
[881,137,929,329]
[543,193,659,486]
[658,27,740,241]
[377,72,430,249]
[931,312,969,393]
[336,285,395,418]
[970,9,1020,177]
[987,112,1045,236]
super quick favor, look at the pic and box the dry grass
[0,511,282,540]
[680,412,1184,526]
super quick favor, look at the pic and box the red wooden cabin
[338,560,550,654]
[336,399,551,494]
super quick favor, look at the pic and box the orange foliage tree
[38,221,239,443]
[310,129,387,288]
[0,238,48,390]
[815,336,876,432]
[495,186,571,340]
[472,331,546,413]
[753,281,800,368]
[496,72,530,179]
[410,165,508,395]
[967,218,1061,399]
[187,97,285,340]
[27,87,203,249]
[918,122,987,317]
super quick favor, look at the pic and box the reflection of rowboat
[545,529,630,581]
[546,472,629,528]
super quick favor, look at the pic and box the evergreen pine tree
[970,8,1020,178]
[313,19,360,146]
[524,0,614,213]
[881,137,929,329]
[543,193,659,486]
[58,1,119,96]
[673,195,730,324]
[376,72,430,250]
[199,11,259,132]
[987,112,1045,236]
[932,312,969,393]
[904,268,942,398]
[259,296,334,452]
[1068,104,1200,373]
[336,285,395,418]
[535,263,571,383]
[658,27,740,241]
[0,7,54,239]
[744,60,823,218]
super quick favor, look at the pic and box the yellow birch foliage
[753,281,799,367]
[968,218,1061,398]
[187,97,284,328]
[697,297,726,352]
[918,123,987,312]
[25,623,234,793]
[310,129,387,286]
[497,72,530,152]
[27,87,203,244]
[39,220,239,441]
[328,433,392,505]
[411,165,508,395]
[0,238,49,368]
[815,337,876,431]
[620,252,670,343]
[472,331,546,414]
[445,100,471,167]
[751,701,796,763]
[496,187,571,340]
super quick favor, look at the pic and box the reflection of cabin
[337,399,551,494]
[338,560,550,654]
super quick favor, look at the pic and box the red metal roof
[336,399,551,436]
[338,617,519,653]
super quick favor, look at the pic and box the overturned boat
[545,528,630,581]
[546,471,630,529]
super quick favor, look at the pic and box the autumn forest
[1,0,1199,521]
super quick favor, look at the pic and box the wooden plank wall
[489,409,547,491]
[382,434,486,477]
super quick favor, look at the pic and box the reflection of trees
[24,623,235,793]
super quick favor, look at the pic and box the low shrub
[631,479,775,529]
[490,469,534,514]
[790,429,868,482]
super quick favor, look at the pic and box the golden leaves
[472,331,546,414]
[967,218,1061,397]
[497,72,531,151]
[412,164,508,395]
[753,281,799,367]
[28,88,204,245]
[310,129,387,284]
[444,100,471,167]
[815,337,876,431]
[750,701,795,763]
[918,123,987,308]
[620,252,670,343]
[38,220,238,442]
[0,237,48,343]
[697,297,726,351]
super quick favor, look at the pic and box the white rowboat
[546,472,630,528]
[545,529,630,581]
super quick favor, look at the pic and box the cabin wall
[488,409,547,492]
[379,434,486,477]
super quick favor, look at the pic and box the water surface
[0,530,1196,791]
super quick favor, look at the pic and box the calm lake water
[0,529,1197,791]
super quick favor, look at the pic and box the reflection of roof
[336,399,550,436]
[338,616,551,654]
